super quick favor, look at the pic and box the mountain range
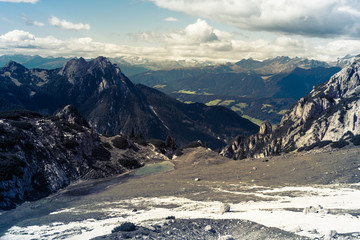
[221,56,360,159]
[0,57,258,149]
[131,58,341,125]
[0,54,150,77]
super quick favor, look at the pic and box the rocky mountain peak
[58,56,121,86]
[58,57,88,83]
[3,60,27,73]
[321,57,360,99]
[92,56,111,67]
[58,56,132,93]
[55,105,89,128]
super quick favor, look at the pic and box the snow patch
[149,105,170,131]
[3,184,360,240]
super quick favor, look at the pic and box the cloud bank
[147,0,360,37]
[49,16,90,31]
[1,19,360,62]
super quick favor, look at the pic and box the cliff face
[222,57,360,159]
[0,106,169,210]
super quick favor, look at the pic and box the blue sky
[1,0,360,62]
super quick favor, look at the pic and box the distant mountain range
[221,56,360,159]
[132,66,340,98]
[0,54,150,76]
[0,54,68,70]
[0,57,258,149]
[130,58,341,125]
[1,54,349,125]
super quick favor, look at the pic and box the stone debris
[303,205,328,215]
[218,235,235,240]
[220,203,231,214]
[205,225,216,233]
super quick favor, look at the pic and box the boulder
[220,203,231,214]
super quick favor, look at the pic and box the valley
[1,55,360,239]
[130,58,341,126]
[1,146,360,239]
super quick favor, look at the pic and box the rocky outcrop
[55,104,89,127]
[93,219,308,240]
[0,107,170,210]
[222,56,360,159]
[259,122,272,135]
[221,122,276,159]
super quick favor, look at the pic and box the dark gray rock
[92,219,309,240]
[0,107,165,210]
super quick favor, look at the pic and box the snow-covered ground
[2,183,360,240]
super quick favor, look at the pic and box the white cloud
[147,0,360,37]
[33,20,44,27]
[0,0,38,3]
[314,40,360,61]
[164,17,178,22]
[0,30,166,60]
[23,15,44,27]
[165,19,218,45]
[338,6,360,17]
[0,29,35,42]
[128,31,161,44]
[49,16,90,31]
[1,27,360,63]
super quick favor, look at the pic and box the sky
[1,0,360,63]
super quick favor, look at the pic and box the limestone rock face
[221,56,360,159]
[259,122,272,135]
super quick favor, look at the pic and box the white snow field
[2,183,360,240]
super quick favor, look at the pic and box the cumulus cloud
[49,16,90,31]
[0,0,38,3]
[164,17,178,22]
[23,15,44,27]
[0,29,35,42]
[165,19,218,44]
[147,0,360,37]
[0,28,359,63]
[130,19,221,45]
[123,19,360,61]
[314,40,360,61]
